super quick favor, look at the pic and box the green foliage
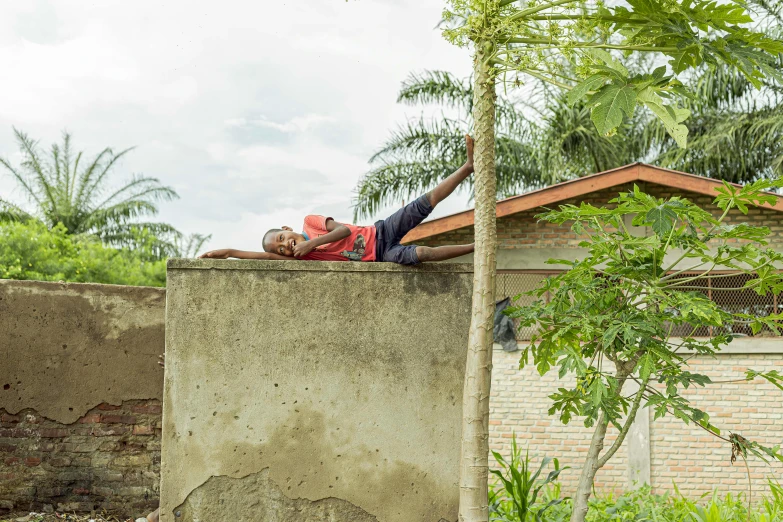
[441,0,783,146]
[489,435,568,521]
[489,482,783,522]
[0,128,180,255]
[507,180,783,485]
[0,220,166,287]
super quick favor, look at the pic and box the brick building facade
[408,163,783,498]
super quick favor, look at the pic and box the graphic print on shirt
[340,234,366,261]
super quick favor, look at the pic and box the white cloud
[225,114,336,134]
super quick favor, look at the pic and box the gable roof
[402,163,783,243]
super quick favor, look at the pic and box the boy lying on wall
[198,135,476,264]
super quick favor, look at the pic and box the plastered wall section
[1,280,164,423]
[160,259,473,522]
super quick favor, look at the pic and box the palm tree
[353,63,783,220]
[0,128,180,253]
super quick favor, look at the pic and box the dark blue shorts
[374,195,433,265]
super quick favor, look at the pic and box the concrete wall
[0,280,164,516]
[160,259,474,522]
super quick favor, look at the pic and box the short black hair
[262,228,282,252]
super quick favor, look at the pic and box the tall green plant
[489,435,567,522]
[439,1,783,520]
[510,180,783,522]
[0,128,179,253]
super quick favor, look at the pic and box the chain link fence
[496,270,782,340]
[667,272,781,338]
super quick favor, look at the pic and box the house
[406,163,783,497]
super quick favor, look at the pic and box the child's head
[262,226,306,257]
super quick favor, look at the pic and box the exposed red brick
[96,403,122,411]
[77,414,101,424]
[89,426,131,437]
[131,404,162,414]
[24,457,41,466]
[100,415,136,425]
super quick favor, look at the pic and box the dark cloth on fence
[494,297,518,352]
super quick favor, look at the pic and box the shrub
[0,220,166,287]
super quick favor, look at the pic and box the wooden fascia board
[402,164,642,243]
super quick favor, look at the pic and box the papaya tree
[511,181,783,521]
[438,1,783,521]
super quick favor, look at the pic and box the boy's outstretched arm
[199,249,292,260]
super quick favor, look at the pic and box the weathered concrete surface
[0,280,165,424]
[161,259,473,522]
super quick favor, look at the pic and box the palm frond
[353,159,465,220]
[175,233,212,258]
[0,157,44,210]
[93,175,179,210]
[73,147,126,208]
[0,198,35,223]
[83,200,161,232]
[13,127,58,212]
[370,119,469,164]
[397,70,473,111]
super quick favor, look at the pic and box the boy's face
[266,226,306,257]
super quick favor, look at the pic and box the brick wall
[490,347,630,494]
[648,353,783,497]
[0,400,161,515]
[489,347,783,498]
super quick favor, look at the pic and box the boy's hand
[199,249,231,259]
[292,240,316,258]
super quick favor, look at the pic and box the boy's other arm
[199,249,292,260]
[293,219,350,257]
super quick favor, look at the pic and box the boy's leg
[384,243,474,265]
[415,244,474,262]
[426,134,474,208]
[381,134,475,245]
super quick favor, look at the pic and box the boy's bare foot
[465,134,474,171]
[147,507,160,522]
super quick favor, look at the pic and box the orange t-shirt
[301,215,376,262]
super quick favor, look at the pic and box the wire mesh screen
[496,271,559,340]
[496,270,781,340]
[667,272,781,338]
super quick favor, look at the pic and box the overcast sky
[0,0,475,251]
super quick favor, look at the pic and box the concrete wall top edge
[167,258,475,273]
[0,278,166,294]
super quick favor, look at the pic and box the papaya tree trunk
[570,367,634,522]
[459,43,497,522]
